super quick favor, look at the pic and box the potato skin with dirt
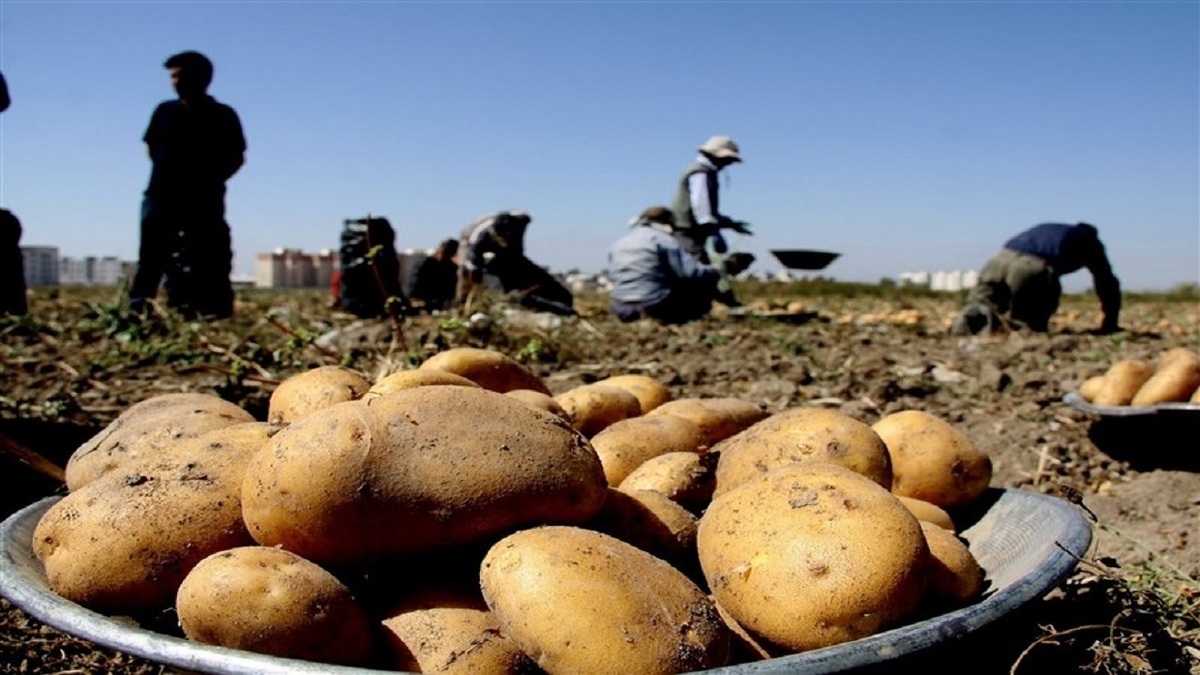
[872,410,993,508]
[712,406,893,496]
[418,347,550,394]
[697,462,929,652]
[35,423,279,613]
[480,526,730,675]
[267,365,372,424]
[618,451,717,512]
[584,487,699,567]
[175,546,372,666]
[64,394,255,490]
[241,386,608,565]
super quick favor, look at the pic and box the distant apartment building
[60,256,132,286]
[21,247,60,286]
[255,248,337,289]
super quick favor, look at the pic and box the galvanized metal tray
[0,489,1091,674]
[1063,391,1200,418]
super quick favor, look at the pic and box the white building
[255,248,337,289]
[900,270,978,292]
[60,256,129,286]
[21,247,59,286]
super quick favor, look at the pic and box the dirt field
[0,283,1196,674]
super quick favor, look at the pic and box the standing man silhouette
[0,69,29,317]
[130,51,246,319]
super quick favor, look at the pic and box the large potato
[646,397,767,446]
[379,580,532,675]
[176,546,373,666]
[418,347,550,394]
[592,373,673,414]
[64,396,255,491]
[267,365,372,424]
[242,386,608,565]
[553,383,642,437]
[1090,359,1154,407]
[36,423,280,613]
[590,414,706,486]
[480,526,730,675]
[712,407,893,497]
[871,410,993,508]
[697,462,929,652]
[1131,357,1200,406]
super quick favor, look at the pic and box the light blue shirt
[608,224,719,305]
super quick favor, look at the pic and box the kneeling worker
[952,222,1121,335]
[608,206,752,324]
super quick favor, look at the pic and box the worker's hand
[729,220,753,235]
[723,252,755,276]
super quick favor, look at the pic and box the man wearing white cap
[671,135,752,306]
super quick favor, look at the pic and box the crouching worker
[952,222,1121,335]
[608,206,752,324]
[456,210,575,315]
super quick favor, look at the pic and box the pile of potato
[34,346,996,674]
[1078,347,1200,407]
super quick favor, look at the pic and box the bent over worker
[952,222,1121,335]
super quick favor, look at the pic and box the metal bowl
[0,489,1090,674]
[1063,391,1200,418]
[769,250,841,271]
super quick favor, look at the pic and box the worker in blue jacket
[952,222,1121,335]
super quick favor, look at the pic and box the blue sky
[1,1,1197,291]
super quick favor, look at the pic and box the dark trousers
[130,195,234,319]
[0,209,27,317]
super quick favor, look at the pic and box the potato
[1158,347,1200,370]
[697,462,929,652]
[379,581,532,675]
[584,488,699,569]
[553,384,642,437]
[645,397,767,446]
[64,397,255,491]
[242,386,608,565]
[872,410,993,508]
[1078,375,1107,402]
[418,347,550,394]
[504,388,571,420]
[176,546,373,665]
[480,526,730,675]
[365,369,481,399]
[1090,359,1154,407]
[267,365,372,424]
[897,495,957,532]
[618,450,717,512]
[590,414,707,486]
[592,373,673,414]
[712,407,893,497]
[36,423,280,613]
[1131,357,1200,406]
[920,522,983,605]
